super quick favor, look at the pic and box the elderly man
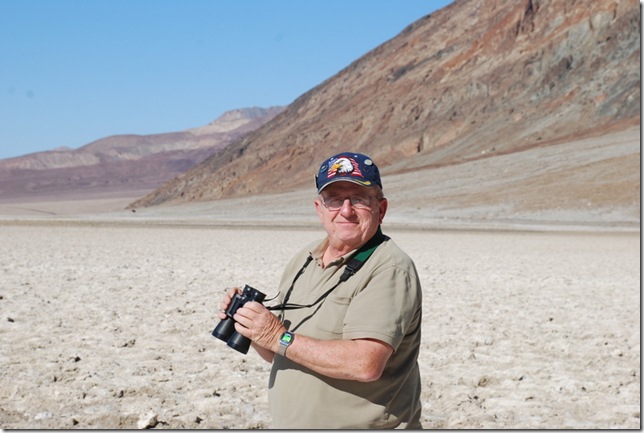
[218,152,423,429]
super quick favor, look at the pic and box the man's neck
[321,227,384,268]
[321,244,353,268]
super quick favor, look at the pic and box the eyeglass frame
[318,191,384,211]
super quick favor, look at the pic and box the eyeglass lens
[323,196,372,210]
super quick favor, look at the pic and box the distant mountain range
[0,0,639,227]
[0,107,284,199]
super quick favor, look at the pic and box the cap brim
[317,177,375,193]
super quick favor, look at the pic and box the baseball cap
[315,152,382,193]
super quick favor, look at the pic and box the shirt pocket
[315,294,352,337]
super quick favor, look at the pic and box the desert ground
[0,128,640,429]
[0,202,640,429]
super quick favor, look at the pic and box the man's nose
[339,198,356,215]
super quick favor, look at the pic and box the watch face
[281,333,293,344]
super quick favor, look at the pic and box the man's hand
[218,287,241,319]
[233,301,286,353]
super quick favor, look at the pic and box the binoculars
[212,284,266,354]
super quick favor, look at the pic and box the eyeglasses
[320,195,380,211]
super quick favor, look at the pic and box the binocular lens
[212,318,253,354]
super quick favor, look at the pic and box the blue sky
[0,0,452,160]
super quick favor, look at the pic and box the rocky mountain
[130,0,640,214]
[0,106,284,199]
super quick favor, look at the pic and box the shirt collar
[310,238,358,268]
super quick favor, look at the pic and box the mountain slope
[130,0,640,211]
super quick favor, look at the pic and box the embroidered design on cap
[327,157,364,179]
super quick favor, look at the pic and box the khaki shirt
[268,233,423,429]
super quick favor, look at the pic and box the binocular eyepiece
[212,284,266,354]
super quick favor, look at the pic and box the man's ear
[314,198,324,222]
[378,198,388,224]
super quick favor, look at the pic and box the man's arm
[251,342,276,363]
[276,335,393,382]
[234,301,393,381]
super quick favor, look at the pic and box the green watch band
[278,331,294,357]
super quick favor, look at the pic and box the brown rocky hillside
[130,0,640,215]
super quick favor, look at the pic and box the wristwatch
[278,331,295,357]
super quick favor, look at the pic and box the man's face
[315,182,387,251]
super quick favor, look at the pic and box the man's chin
[334,229,366,247]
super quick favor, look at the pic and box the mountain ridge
[0,106,284,199]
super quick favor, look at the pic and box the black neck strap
[268,227,388,319]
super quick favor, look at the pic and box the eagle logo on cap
[327,157,363,179]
